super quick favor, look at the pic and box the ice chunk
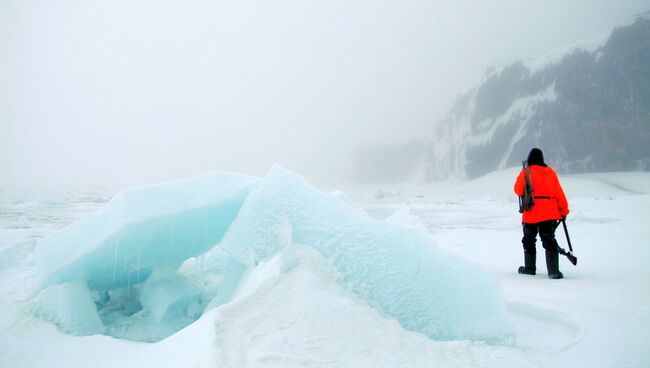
[203,256,247,310]
[139,267,204,322]
[329,190,367,216]
[32,281,105,335]
[220,166,511,341]
[35,172,259,291]
[0,246,18,272]
[386,206,427,231]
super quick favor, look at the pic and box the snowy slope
[1,169,650,367]
[426,16,650,181]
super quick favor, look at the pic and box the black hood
[527,148,546,166]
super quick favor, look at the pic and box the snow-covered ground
[1,168,649,367]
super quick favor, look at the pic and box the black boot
[546,250,564,279]
[518,252,536,275]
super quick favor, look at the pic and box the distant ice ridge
[32,166,512,343]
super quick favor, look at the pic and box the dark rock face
[427,17,650,180]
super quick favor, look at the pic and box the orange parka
[514,165,569,224]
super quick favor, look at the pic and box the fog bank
[1,0,648,188]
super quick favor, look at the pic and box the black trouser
[522,220,559,254]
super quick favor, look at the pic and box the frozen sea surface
[6,168,511,343]
[1,168,649,368]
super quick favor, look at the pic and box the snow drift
[32,167,512,342]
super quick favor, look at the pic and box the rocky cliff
[426,16,650,180]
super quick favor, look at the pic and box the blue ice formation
[32,281,105,335]
[139,267,204,323]
[219,166,511,341]
[33,167,511,342]
[0,246,18,272]
[33,171,258,341]
[36,172,259,291]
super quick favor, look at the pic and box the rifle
[555,219,578,266]
[518,160,535,213]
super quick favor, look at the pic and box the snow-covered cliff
[426,16,650,180]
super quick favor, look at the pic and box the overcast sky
[1,0,649,189]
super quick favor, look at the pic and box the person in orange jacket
[514,148,569,279]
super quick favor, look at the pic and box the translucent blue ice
[139,267,204,322]
[32,281,105,335]
[0,246,18,272]
[35,172,259,291]
[32,167,511,342]
[220,166,511,341]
